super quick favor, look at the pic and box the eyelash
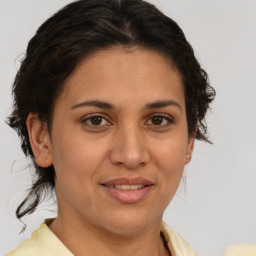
[81,113,174,130]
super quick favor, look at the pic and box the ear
[26,113,53,167]
[184,135,195,165]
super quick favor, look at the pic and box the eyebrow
[144,100,182,111]
[71,99,182,111]
[71,100,114,110]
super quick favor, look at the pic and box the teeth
[111,184,144,190]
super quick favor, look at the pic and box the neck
[49,215,170,256]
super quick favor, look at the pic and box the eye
[146,115,173,128]
[81,115,110,127]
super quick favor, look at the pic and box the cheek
[51,136,106,210]
[154,136,187,171]
[51,131,111,189]
[153,135,187,193]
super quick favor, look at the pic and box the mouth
[101,177,154,203]
[103,184,150,190]
[102,177,153,187]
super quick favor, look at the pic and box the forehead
[58,48,184,110]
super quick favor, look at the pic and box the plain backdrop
[1,0,256,255]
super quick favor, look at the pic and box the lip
[101,177,154,204]
[102,177,153,186]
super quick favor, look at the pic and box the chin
[95,209,161,236]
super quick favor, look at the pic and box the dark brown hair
[7,0,215,220]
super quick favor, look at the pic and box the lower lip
[102,185,153,204]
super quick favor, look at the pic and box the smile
[101,177,154,204]
[105,184,145,190]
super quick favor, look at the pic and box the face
[29,48,194,235]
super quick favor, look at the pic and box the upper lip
[101,177,153,186]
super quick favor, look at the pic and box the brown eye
[90,116,103,125]
[151,116,164,125]
[82,115,109,127]
[147,115,173,127]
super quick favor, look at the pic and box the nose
[109,125,150,170]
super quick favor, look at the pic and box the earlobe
[185,136,195,165]
[26,113,53,167]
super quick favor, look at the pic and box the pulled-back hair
[7,0,215,220]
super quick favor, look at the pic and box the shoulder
[161,221,198,256]
[6,224,74,256]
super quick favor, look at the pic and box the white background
[1,0,256,255]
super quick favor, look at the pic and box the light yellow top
[225,244,256,256]
[6,221,198,256]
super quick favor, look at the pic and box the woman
[6,0,215,255]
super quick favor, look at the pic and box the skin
[27,48,194,256]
